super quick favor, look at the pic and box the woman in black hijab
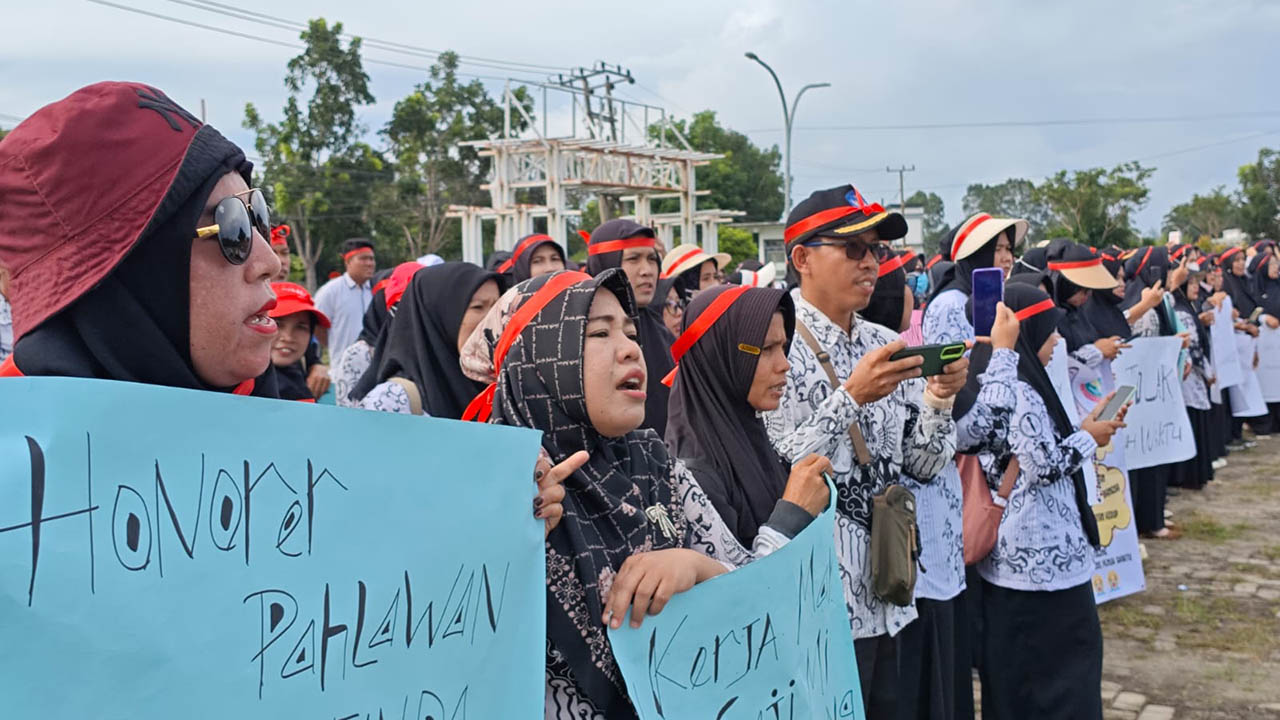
[1078,246,1133,342]
[500,233,567,283]
[860,250,913,332]
[1167,252,1215,491]
[333,267,394,407]
[664,284,831,548]
[585,219,676,437]
[1218,247,1271,441]
[1121,245,1190,536]
[0,82,280,398]
[350,262,506,417]
[973,283,1120,720]
[489,268,756,720]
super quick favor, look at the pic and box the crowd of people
[2,81,1275,720]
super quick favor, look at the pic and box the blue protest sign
[0,378,546,719]
[608,492,864,720]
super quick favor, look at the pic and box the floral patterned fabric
[764,290,957,638]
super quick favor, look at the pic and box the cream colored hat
[947,213,1030,261]
[660,243,732,279]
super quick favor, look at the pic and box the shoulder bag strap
[996,455,1020,500]
[794,319,873,465]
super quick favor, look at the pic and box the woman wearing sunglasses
[0,82,283,396]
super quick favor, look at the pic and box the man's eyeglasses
[802,237,891,262]
[193,188,271,265]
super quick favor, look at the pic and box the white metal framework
[449,76,742,263]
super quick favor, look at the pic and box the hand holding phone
[844,340,929,405]
[888,342,968,377]
[1095,386,1136,421]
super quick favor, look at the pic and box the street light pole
[745,52,829,221]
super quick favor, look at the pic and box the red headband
[925,254,943,269]
[587,236,656,255]
[950,213,992,260]
[661,285,752,387]
[1171,245,1189,260]
[270,224,291,247]
[660,247,707,278]
[877,253,907,277]
[1134,246,1153,276]
[498,234,556,274]
[1047,258,1103,271]
[1219,247,1242,266]
[1015,298,1056,321]
[462,271,592,422]
[343,246,374,261]
[784,206,857,244]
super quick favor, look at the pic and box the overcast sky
[4,0,1279,234]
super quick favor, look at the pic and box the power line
[85,0,551,83]
[160,0,573,75]
[746,111,1280,134]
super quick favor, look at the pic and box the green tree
[649,110,784,222]
[243,18,378,291]
[0,128,8,142]
[381,52,532,260]
[961,178,1051,244]
[716,226,757,269]
[1034,162,1154,247]
[1237,148,1280,241]
[904,190,947,255]
[1163,186,1240,242]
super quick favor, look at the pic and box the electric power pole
[886,165,916,215]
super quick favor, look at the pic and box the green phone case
[888,342,966,377]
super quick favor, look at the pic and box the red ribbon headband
[343,247,374,261]
[587,236,656,255]
[950,213,992,261]
[877,253,907,278]
[1218,247,1242,266]
[498,234,556,274]
[784,206,857,244]
[1014,298,1057,321]
[660,247,706,278]
[925,254,943,269]
[1047,258,1103,271]
[1134,246,1153,276]
[661,285,752,387]
[462,271,592,422]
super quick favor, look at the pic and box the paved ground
[976,435,1280,719]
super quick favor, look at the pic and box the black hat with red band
[784,184,908,251]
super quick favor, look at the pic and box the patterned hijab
[491,268,690,718]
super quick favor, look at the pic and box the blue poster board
[0,378,546,719]
[609,492,864,720]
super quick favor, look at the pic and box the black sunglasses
[802,237,891,262]
[193,188,271,265]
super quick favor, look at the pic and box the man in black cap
[762,184,969,719]
[314,237,377,362]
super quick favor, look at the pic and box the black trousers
[1129,464,1169,534]
[1170,407,1213,490]
[894,596,959,720]
[979,580,1103,720]
[855,633,899,720]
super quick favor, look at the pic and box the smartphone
[971,267,1005,338]
[889,342,967,377]
[1097,385,1136,421]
